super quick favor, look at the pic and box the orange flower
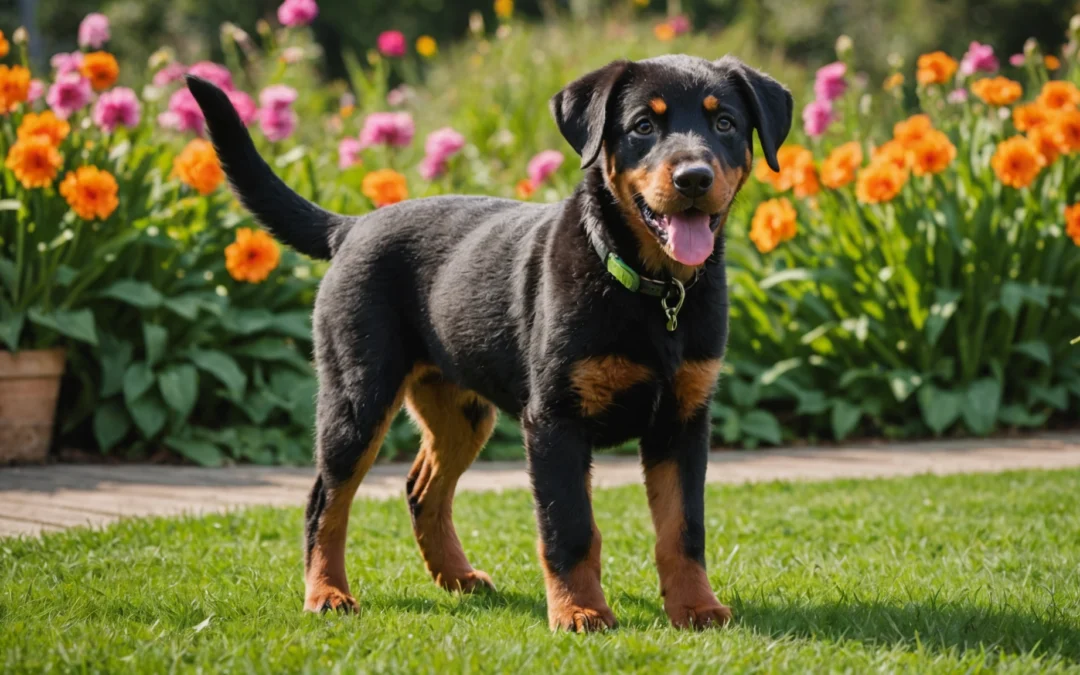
[893,114,933,146]
[755,145,819,197]
[916,51,958,86]
[0,64,31,112]
[515,178,536,200]
[0,30,9,59]
[362,168,408,207]
[970,76,1022,106]
[59,167,119,220]
[225,228,280,283]
[1027,125,1060,166]
[820,141,863,189]
[17,111,71,147]
[991,136,1044,188]
[79,52,119,91]
[1045,55,1061,71]
[1048,109,1080,154]
[855,161,907,204]
[872,139,911,170]
[749,197,797,254]
[1012,102,1051,132]
[909,130,956,176]
[883,73,904,92]
[654,23,675,42]
[5,136,62,188]
[1038,80,1080,111]
[173,139,225,195]
[1066,203,1080,246]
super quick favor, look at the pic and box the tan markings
[674,359,724,422]
[649,97,668,115]
[645,461,732,630]
[570,356,653,416]
[703,95,719,112]
[404,371,497,593]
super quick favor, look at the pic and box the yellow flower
[79,51,120,91]
[820,141,863,189]
[416,35,437,58]
[856,161,907,204]
[17,111,71,147]
[5,136,62,188]
[340,104,355,118]
[1045,55,1061,71]
[653,23,676,42]
[225,228,280,283]
[362,169,408,207]
[908,129,956,176]
[515,178,535,200]
[916,51,958,86]
[59,167,119,220]
[0,64,31,113]
[883,73,904,91]
[971,76,1022,106]
[1065,203,1080,246]
[173,139,225,195]
[494,0,513,19]
[749,198,797,254]
[991,136,1045,188]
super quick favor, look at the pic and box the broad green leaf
[222,309,275,335]
[28,308,98,345]
[719,413,740,444]
[888,370,923,403]
[0,258,15,296]
[1012,341,1051,366]
[831,400,862,441]
[726,378,759,408]
[758,358,801,386]
[917,385,962,435]
[925,289,962,347]
[998,403,1051,428]
[740,410,782,445]
[128,392,168,438]
[0,308,24,351]
[158,364,199,421]
[232,387,279,425]
[234,338,312,372]
[123,362,155,407]
[54,265,77,287]
[163,294,203,321]
[98,333,134,397]
[759,267,848,290]
[1000,282,1052,320]
[164,437,224,467]
[99,279,163,309]
[143,323,168,367]
[795,390,830,415]
[187,349,246,398]
[961,378,1001,435]
[271,311,313,340]
[93,401,131,452]
[1031,384,1068,410]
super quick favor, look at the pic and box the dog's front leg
[524,416,616,632]
[640,408,732,629]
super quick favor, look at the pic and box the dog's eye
[715,116,734,133]
[633,118,654,135]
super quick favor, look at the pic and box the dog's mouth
[634,195,723,266]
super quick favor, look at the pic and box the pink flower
[50,52,84,76]
[259,106,298,142]
[358,111,415,148]
[813,62,847,101]
[46,73,92,120]
[947,88,969,104]
[259,84,298,112]
[277,0,319,27]
[338,137,363,169]
[187,62,234,92]
[959,41,998,77]
[418,127,466,180]
[419,156,448,180]
[92,87,141,133]
[281,47,305,64]
[668,15,691,35]
[801,99,834,137]
[227,90,258,125]
[153,63,186,87]
[377,30,406,58]
[527,150,564,185]
[77,13,110,49]
[387,85,413,107]
[27,79,45,103]
[1009,53,1025,67]
[158,88,204,134]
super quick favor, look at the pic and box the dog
[186,53,791,632]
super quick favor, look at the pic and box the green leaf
[1000,282,1052,319]
[961,378,1001,435]
[187,349,246,398]
[759,267,849,290]
[232,387,279,425]
[222,309,275,335]
[54,265,77,287]
[740,410,782,445]
[143,323,168,367]
[123,362,155,407]
[158,364,199,421]
[1031,384,1068,411]
[163,294,203,321]
[887,370,923,403]
[0,199,22,211]
[93,401,131,452]
[726,378,760,408]
[917,385,962,435]
[99,279,163,309]
[234,338,312,372]
[28,308,98,345]
[0,258,15,296]
[164,437,224,467]
[271,311,313,340]
[795,390,830,415]
[128,392,168,438]
[925,289,962,347]
[0,307,24,351]
[758,358,802,386]
[1012,341,1051,366]
[831,400,862,441]
[98,333,134,397]
[998,404,1051,428]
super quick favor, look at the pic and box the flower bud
[887,52,904,70]
[12,26,28,45]
[1071,14,1080,41]
[1023,38,1039,58]
[469,11,485,36]
[835,35,853,61]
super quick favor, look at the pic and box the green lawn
[2,469,1079,673]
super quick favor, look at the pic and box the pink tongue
[661,211,714,265]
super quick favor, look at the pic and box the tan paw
[667,603,733,630]
[304,586,358,614]
[548,604,618,632]
[437,569,496,594]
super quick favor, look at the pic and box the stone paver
[1,433,1079,538]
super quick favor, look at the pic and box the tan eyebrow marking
[649,98,667,115]
[703,95,719,112]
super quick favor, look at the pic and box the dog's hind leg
[403,370,497,593]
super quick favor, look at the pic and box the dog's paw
[304,587,359,614]
[437,569,496,594]
[548,604,617,633]
[667,603,733,630]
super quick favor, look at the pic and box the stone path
[2,433,1079,538]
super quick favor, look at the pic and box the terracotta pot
[0,348,66,464]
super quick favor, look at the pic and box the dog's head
[551,55,792,274]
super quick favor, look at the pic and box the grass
[2,469,1079,673]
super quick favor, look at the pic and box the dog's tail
[186,75,346,260]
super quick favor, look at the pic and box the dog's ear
[716,56,793,172]
[550,60,630,169]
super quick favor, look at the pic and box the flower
[916,51,958,85]
[419,127,466,179]
[27,79,44,102]
[527,150,564,185]
[362,169,408,207]
[387,85,414,107]
[820,141,863,189]
[258,84,298,111]
[494,0,514,19]
[947,88,969,104]
[158,88,204,133]
[1027,125,1060,166]
[893,114,933,146]
[668,15,691,35]
[884,73,904,91]
[0,65,31,113]
[339,137,363,170]
[359,111,415,148]
[59,167,119,220]
[802,99,834,137]
[909,129,956,176]
[416,35,437,58]
[0,30,7,58]
[971,76,1022,106]
[78,13,110,49]
[377,31,406,58]
[51,52,84,76]
[872,139,911,170]
[991,136,1045,188]
[653,23,676,42]
[92,87,141,133]
[1009,53,1025,67]
[855,161,907,203]
[18,110,71,146]
[259,107,298,142]
[187,62,234,91]
[958,41,998,77]
[1038,81,1080,110]
[226,229,280,283]
[153,63,187,87]
[1048,109,1080,153]
[755,145,819,197]
[515,179,535,199]
[46,73,92,119]
[5,136,62,188]
[79,52,119,91]
[277,0,319,27]
[173,138,224,194]
[1045,55,1061,71]
[1013,102,1051,131]
[281,47,305,64]
[814,62,847,101]
[1065,203,1080,246]
[227,90,258,126]
[749,198,797,254]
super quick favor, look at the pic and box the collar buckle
[661,278,686,332]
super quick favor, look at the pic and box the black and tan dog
[186,54,791,632]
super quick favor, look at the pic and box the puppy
[186,53,791,632]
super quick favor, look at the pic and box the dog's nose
[672,164,714,198]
